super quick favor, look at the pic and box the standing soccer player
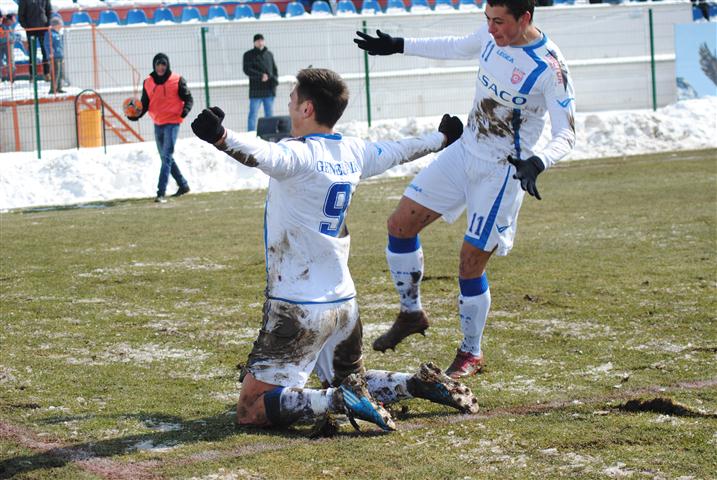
[354,0,576,378]
[191,68,478,432]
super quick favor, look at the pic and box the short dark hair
[295,68,349,128]
[486,0,535,22]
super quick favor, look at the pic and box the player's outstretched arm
[361,114,463,178]
[354,30,404,56]
[192,107,300,174]
[507,155,545,200]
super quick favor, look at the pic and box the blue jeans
[247,96,275,131]
[0,43,15,81]
[154,123,187,197]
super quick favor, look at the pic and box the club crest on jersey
[511,68,525,85]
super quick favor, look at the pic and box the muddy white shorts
[245,298,364,388]
[403,139,526,256]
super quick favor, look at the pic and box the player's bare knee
[459,244,492,278]
[387,214,403,236]
[387,211,419,237]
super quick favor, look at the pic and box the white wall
[1,1,693,152]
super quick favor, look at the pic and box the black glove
[354,30,404,56]
[191,107,226,144]
[507,155,545,200]
[438,114,463,147]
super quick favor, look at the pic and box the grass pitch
[1,150,716,479]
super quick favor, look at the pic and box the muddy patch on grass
[616,397,716,418]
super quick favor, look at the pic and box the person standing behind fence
[242,33,278,132]
[43,16,63,94]
[18,0,52,80]
[127,53,193,203]
[0,13,19,83]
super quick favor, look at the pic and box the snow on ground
[1,96,715,211]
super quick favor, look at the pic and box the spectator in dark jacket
[43,16,63,93]
[18,0,52,79]
[242,33,278,132]
[128,53,193,203]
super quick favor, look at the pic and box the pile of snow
[1,97,715,211]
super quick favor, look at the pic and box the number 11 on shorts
[469,213,484,236]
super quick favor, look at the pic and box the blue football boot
[337,374,396,432]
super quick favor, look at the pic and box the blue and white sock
[264,387,337,426]
[386,235,424,313]
[458,273,491,356]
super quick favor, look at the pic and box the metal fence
[0,2,692,154]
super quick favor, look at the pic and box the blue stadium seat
[458,0,480,10]
[153,7,176,24]
[207,5,229,21]
[336,0,358,14]
[311,1,333,15]
[385,0,407,13]
[180,6,202,23]
[433,0,456,11]
[285,1,306,17]
[70,11,93,25]
[410,0,432,12]
[259,3,282,18]
[361,0,382,14]
[692,5,703,21]
[234,4,256,20]
[710,3,717,19]
[97,9,120,26]
[125,9,149,25]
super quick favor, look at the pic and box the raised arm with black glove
[438,114,463,147]
[354,30,404,56]
[191,107,226,145]
[507,155,545,200]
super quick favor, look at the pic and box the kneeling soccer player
[191,68,479,431]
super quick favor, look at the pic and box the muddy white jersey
[404,24,575,169]
[218,130,445,303]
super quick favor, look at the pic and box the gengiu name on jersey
[315,160,360,176]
